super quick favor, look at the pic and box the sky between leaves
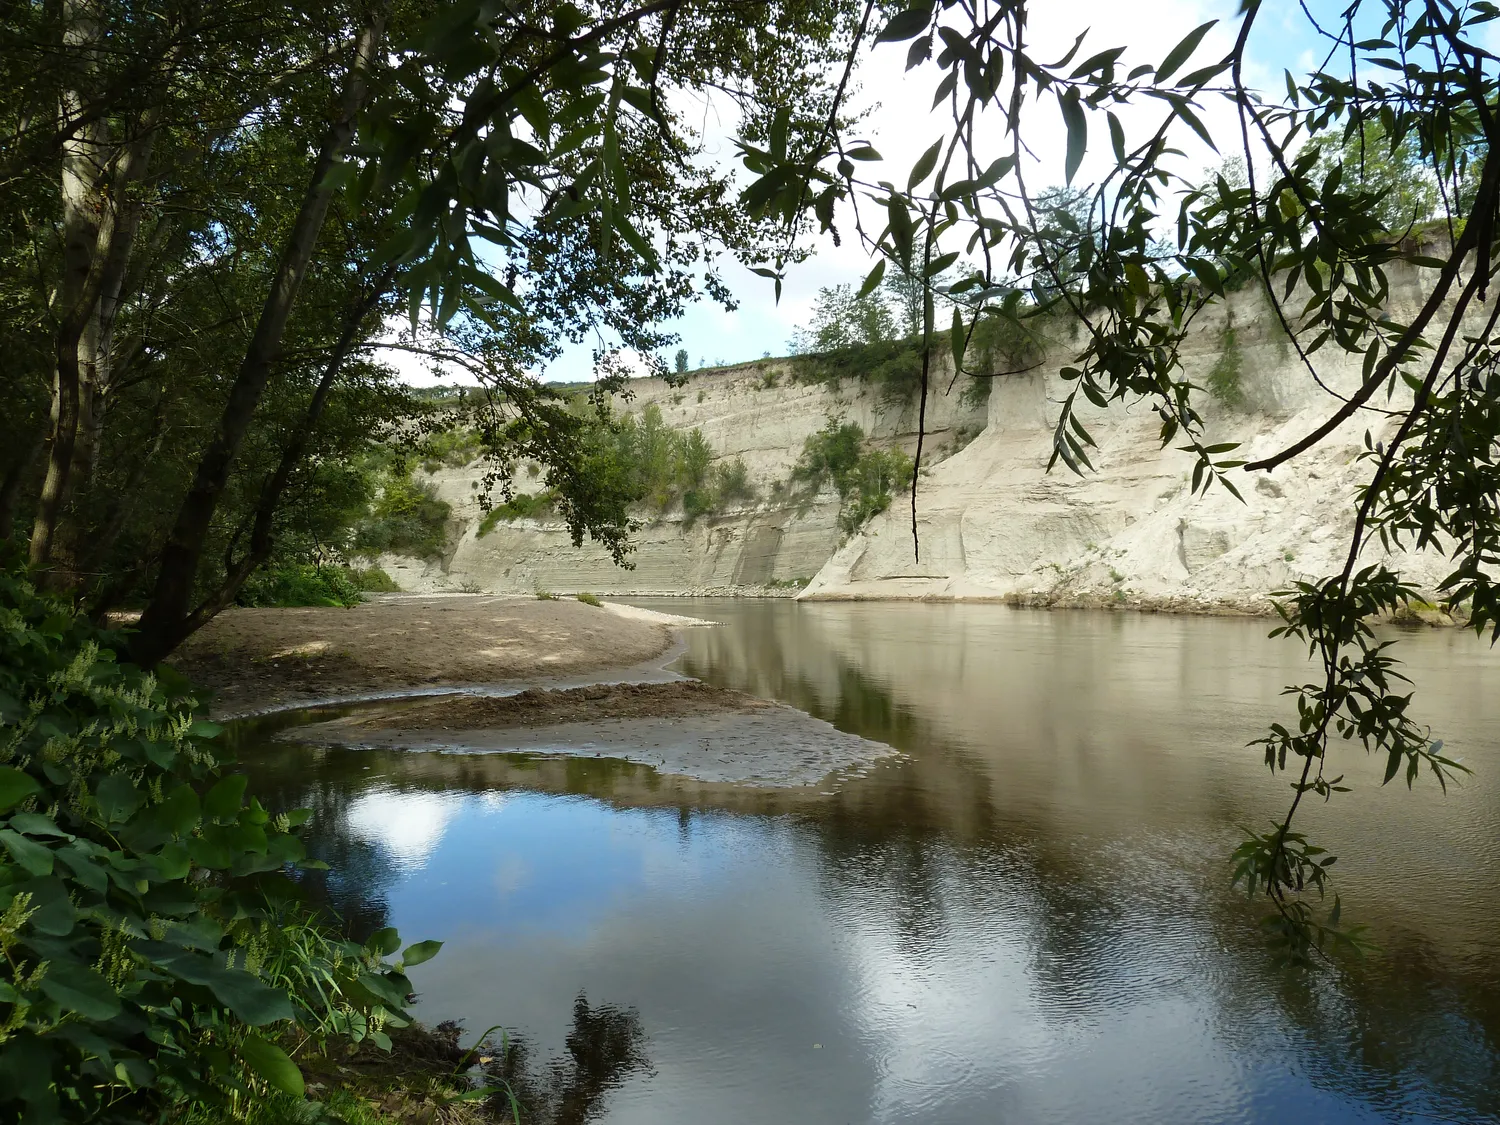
[390,0,1423,387]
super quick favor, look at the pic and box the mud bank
[285,680,898,788]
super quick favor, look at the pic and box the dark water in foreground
[235,600,1500,1124]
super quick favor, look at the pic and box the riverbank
[172,593,693,716]
[285,679,898,787]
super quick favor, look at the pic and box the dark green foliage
[791,419,912,534]
[352,463,452,560]
[419,429,483,473]
[476,490,560,536]
[0,570,434,1122]
[235,566,364,609]
[349,567,400,594]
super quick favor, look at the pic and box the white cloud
[346,788,462,869]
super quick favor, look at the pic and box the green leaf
[1107,112,1126,165]
[96,774,143,824]
[875,5,932,44]
[400,940,443,968]
[204,775,247,822]
[356,972,410,1011]
[135,942,295,1025]
[38,961,121,1021]
[367,927,402,957]
[907,139,942,191]
[1156,20,1217,82]
[240,1035,305,1098]
[950,306,967,371]
[0,829,52,875]
[857,258,887,299]
[0,766,39,812]
[1059,88,1086,184]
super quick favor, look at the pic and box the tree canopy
[0,0,860,663]
[3,0,1498,964]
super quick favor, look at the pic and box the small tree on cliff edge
[739,0,1500,960]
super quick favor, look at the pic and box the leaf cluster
[0,568,437,1121]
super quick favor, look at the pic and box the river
[233,600,1500,1124]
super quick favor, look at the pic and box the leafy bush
[791,418,913,534]
[418,428,483,473]
[349,566,401,594]
[353,466,451,559]
[1206,327,1246,407]
[574,592,602,607]
[236,565,364,608]
[0,570,435,1123]
[476,489,560,537]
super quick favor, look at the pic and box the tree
[793,282,896,351]
[675,348,691,374]
[0,0,860,664]
[1309,121,1440,234]
[739,0,1500,959]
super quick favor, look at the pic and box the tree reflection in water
[487,995,650,1125]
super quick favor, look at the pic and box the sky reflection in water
[243,601,1500,1125]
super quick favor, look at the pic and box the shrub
[477,489,560,537]
[353,467,451,559]
[0,570,436,1123]
[791,418,913,534]
[1206,327,1246,407]
[418,427,483,473]
[236,565,364,608]
[575,592,602,607]
[349,566,401,593]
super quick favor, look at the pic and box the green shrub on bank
[575,592,602,607]
[236,565,364,608]
[350,566,401,593]
[0,570,438,1123]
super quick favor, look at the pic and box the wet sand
[284,680,898,788]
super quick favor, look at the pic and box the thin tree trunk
[131,14,385,666]
[30,0,106,575]
[50,125,160,582]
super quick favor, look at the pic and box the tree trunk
[172,267,397,637]
[30,0,164,588]
[130,14,386,666]
[29,0,106,578]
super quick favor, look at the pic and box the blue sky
[391,1,1360,386]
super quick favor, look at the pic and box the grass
[535,590,557,600]
[575,592,602,606]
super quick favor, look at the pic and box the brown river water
[233,599,1500,1124]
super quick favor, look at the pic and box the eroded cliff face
[381,360,987,595]
[386,264,1469,610]
[802,266,1465,611]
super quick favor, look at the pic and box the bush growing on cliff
[477,489,561,536]
[353,460,452,560]
[0,569,438,1122]
[791,419,912,534]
